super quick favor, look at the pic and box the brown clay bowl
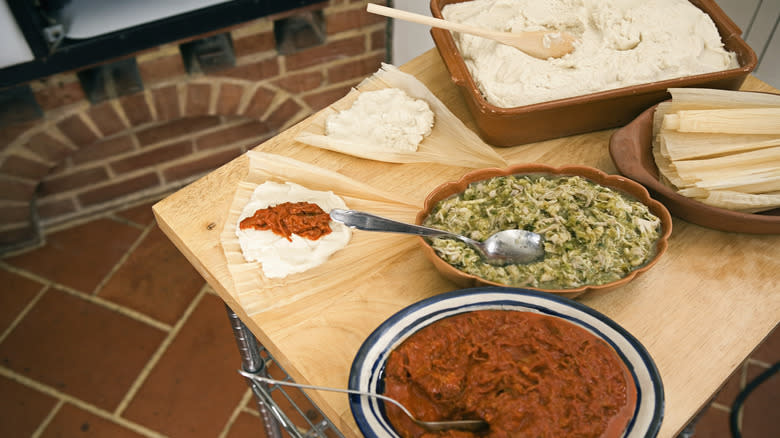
[429,0,757,146]
[609,103,780,234]
[414,164,673,296]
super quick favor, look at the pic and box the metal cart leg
[225,303,345,438]
[224,303,286,438]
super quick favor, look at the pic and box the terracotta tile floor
[0,200,777,437]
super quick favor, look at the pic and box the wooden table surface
[153,49,780,438]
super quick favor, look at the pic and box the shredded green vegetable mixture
[423,175,662,289]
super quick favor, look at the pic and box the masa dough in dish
[442,0,739,107]
[236,181,351,278]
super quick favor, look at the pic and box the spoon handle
[238,370,417,421]
[330,208,453,239]
[366,3,575,59]
[367,3,504,41]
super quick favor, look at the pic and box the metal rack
[225,304,345,438]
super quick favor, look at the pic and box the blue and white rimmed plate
[348,287,664,437]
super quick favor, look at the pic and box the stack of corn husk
[652,88,780,213]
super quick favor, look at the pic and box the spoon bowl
[330,209,544,265]
[480,228,545,265]
[238,370,488,432]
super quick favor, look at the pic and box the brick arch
[0,77,310,253]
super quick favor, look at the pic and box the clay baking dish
[610,103,780,234]
[429,0,758,146]
[414,164,673,297]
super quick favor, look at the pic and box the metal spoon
[367,3,576,59]
[330,209,544,265]
[238,370,488,433]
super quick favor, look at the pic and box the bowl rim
[414,163,673,294]
[348,286,665,438]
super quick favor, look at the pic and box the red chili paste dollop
[383,310,636,438]
[239,201,332,242]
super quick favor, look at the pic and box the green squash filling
[423,175,662,289]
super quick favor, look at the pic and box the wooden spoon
[367,3,576,59]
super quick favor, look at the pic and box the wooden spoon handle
[367,3,575,59]
[367,3,504,41]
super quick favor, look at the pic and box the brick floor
[0,202,777,437]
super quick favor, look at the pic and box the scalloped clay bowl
[414,164,673,297]
[609,103,780,234]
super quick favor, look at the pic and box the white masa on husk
[236,181,352,279]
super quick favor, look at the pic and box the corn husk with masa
[295,63,506,168]
[220,150,424,316]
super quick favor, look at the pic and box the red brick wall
[0,0,388,253]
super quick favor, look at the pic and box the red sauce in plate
[239,201,332,241]
[383,310,636,438]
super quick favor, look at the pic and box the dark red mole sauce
[383,310,637,438]
[239,201,332,241]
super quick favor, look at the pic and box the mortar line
[219,388,256,438]
[109,99,132,131]
[737,361,749,432]
[105,212,151,231]
[114,285,209,417]
[242,404,261,417]
[0,366,165,438]
[30,398,64,438]
[92,221,155,297]
[0,261,55,285]
[177,82,187,117]
[57,282,173,332]
[30,399,65,438]
[208,81,219,116]
[0,261,173,332]
[0,284,48,345]
[236,81,263,115]
[710,401,731,412]
[746,357,772,369]
[38,193,164,235]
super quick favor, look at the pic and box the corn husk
[669,88,780,108]
[220,150,423,316]
[653,137,686,188]
[652,88,780,212]
[693,171,780,193]
[673,146,780,182]
[681,189,780,213]
[663,108,780,134]
[651,100,707,167]
[295,63,507,168]
[660,131,780,160]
